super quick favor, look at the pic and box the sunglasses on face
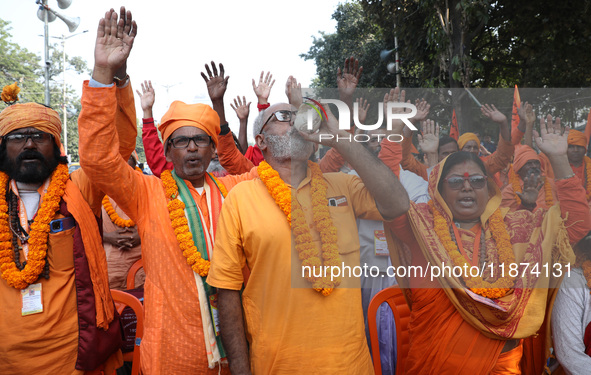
[259,110,298,134]
[443,174,487,190]
[168,135,212,149]
[4,132,53,146]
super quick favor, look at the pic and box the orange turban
[0,103,64,154]
[457,132,480,150]
[158,101,220,147]
[513,145,539,173]
[567,129,587,150]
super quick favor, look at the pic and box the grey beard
[207,159,225,173]
[265,128,313,162]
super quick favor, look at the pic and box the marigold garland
[102,196,134,227]
[429,201,515,299]
[1,82,20,104]
[509,164,553,207]
[584,156,591,201]
[161,170,225,277]
[258,160,341,296]
[0,164,69,289]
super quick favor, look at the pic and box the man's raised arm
[79,7,141,221]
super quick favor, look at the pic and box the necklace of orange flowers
[584,156,591,200]
[429,200,515,299]
[160,170,226,277]
[258,160,341,296]
[0,163,69,289]
[101,167,143,228]
[509,164,553,207]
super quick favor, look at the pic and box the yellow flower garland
[0,164,69,289]
[509,164,553,207]
[429,201,515,299]
[584,156,591,201]
[258,160,341,296]
[161,170,227,277]
[102,196,134,227]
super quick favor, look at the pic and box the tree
[0,18,89,161]
[305,1,591,133]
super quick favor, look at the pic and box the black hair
[438,136,458,152]
[437,151,487,193]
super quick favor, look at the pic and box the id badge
[209,293,220,336]
[374,230,389,256]
[21,283,43,316]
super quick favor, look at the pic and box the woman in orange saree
[384,116,591,374]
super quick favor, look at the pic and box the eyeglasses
[442,174,487,190]
[168,135,212,149]
[259,110,298,135]
[4,132,53,145]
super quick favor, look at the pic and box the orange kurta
[78,82,256,374]
[0,170,120,374]
[207,171,380,374]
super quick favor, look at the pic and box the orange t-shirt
[207,171,380,374]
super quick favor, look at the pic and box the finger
[259,71,264,83]
[353,59,359,74]
[242,96,247,105]
[130,20,137,38]
[247,101,252,107]
[270,79,275,89]
[230,103,236,111]
[435,124,440,137]
[135,89,141,97]
[264,71,270,82]
[219,63,225,78]
[356,66,363,81]
[337,67,342,79]
[97,16,106,39]
[108,10,118,38]
[201,72,209,82]
[211,61,218,76]
[344,57,350,73]
[205,64,213,78]
[252,79,256,90]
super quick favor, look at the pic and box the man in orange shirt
[206,101,409,374]
[79,9,259,374]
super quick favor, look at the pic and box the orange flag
[585,108,591,145]
[450,109,459,140]
[511,85,521,134]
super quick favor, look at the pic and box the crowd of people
[1,6,591,375]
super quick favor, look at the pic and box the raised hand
[337,57,363,98]
[252,71,275,105]
[534,115,568,157]
[93,7,137,84]
[413,98,430,123]
[417,120,439,154]
[201,61,229,102]
[479,144,491,156]
[383,87,410,135]
[515,172,544,208]
[355,97,370,125]
[230,96,251,121]
[481,104,508,124]
[136,80,155,117]
[285,76,302,108]
[517,101,536,124]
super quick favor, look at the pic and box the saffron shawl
[385,157,574,340]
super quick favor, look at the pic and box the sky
[1,0,344,135]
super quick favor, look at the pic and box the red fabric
[450,109,459,140]
[584,321,591,356]
[257,103,270,111]
[244,145,264,166]
[141,118,172,177]
[511,85,521,135]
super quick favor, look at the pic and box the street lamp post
[35,0,80,107]
[51,30,87,157]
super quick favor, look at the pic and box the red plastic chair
[111,289,144,375]
[126,258,144,290]
[368,286,411,375]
